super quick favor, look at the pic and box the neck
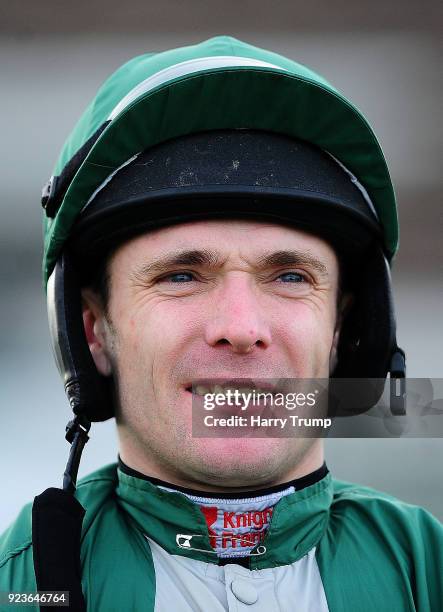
[118,439,324,495]
[119,457,329,498]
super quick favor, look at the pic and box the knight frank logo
[200,505,273,551]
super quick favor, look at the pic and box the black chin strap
[63,416,91,494]
[32,416,91,611]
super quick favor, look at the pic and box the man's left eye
[277,272,306,283]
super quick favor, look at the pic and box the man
[0,36,441,611]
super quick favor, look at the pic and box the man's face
[85,220,342,488]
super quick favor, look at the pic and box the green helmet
[42,35,399,287]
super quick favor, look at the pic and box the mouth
[184,379,279,398]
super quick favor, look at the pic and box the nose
[205,275,272,354]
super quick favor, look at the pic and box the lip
[184,378,281,394]
[184,378,286,429]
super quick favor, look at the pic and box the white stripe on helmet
[108,56,284,120]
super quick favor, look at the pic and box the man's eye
[162,272,195,283]
[277,272,306,283]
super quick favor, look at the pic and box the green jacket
[1,463,442,611]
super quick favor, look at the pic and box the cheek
[149,301,200,348]
[275,302,336,370]
[124,302,201,382]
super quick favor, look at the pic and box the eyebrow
[131,249,222,280]
[256,250,329,276]
[132,248,329,280]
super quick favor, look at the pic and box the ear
[329,292,354,372]
[81,288,113,376]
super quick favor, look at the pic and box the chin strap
[32,416,91,611]
[63,416,91,493]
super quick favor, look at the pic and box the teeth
[194,385,209,396]
[191,384,274,396]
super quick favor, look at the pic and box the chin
[190,437,294,485]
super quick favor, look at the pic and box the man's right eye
[160,272,195,283]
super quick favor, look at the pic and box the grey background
[0,0,442,532]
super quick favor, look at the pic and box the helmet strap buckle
[389,348,406,415]
[63,415,91,493]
